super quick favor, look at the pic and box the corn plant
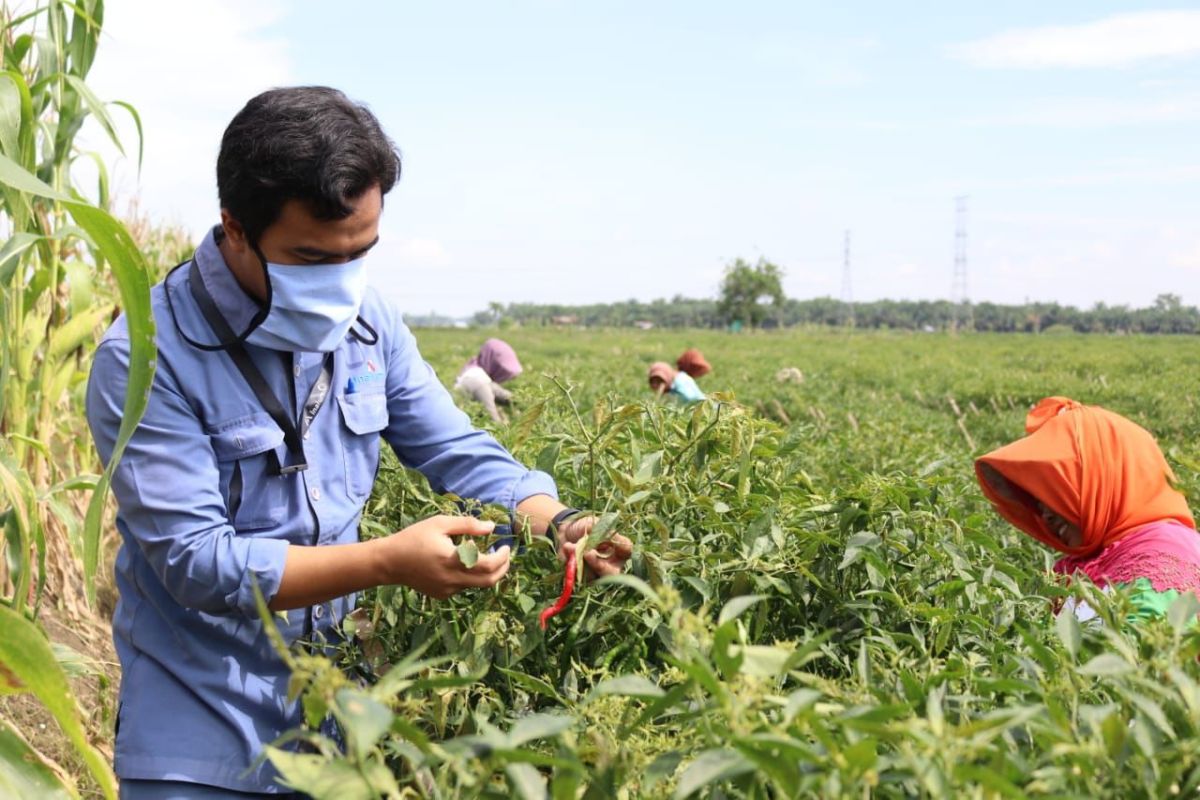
[1,1,158,797]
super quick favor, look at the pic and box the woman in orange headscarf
[976,396,1200,622]
[676,348,712,380]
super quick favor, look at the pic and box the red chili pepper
[539,548,577,629]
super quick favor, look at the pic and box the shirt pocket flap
[208,412,285,460]
[338,391,389,435]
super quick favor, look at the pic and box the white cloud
[962,94,1200,128]
[84,0,294,236]
[949,11,1200,69]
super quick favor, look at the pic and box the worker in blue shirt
[86,86,633,799]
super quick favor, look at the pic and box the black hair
[217,86,401,244]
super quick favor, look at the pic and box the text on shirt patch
[346,366,386,394]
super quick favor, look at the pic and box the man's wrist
[365,536,400,586]
[548,507,583,541]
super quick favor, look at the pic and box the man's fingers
[607,534,634,560]
[469,545,511,575]
[459,550,512,588]
[590,535,633,560]
[583,549,621,577]
[432,515,497,537]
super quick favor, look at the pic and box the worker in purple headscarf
[455,338,523,422]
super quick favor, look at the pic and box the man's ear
[220,209,250,253]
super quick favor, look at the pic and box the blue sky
[89,1,1200,317]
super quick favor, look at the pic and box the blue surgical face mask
[245,257,369,352]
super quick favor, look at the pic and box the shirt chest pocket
[210,413,289,532]
[337,390,389,501]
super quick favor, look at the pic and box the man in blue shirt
[86,86,632,799]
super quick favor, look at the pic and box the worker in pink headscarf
[455,338,523,422]
[647,362,706,404]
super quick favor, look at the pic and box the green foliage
[0,603,114,798]
[268,328,1200,798]
[0,718,74,800]
[716,257,785,329]
[0,0,158,609]
[472,295,1200,333]
[0,3,156,796]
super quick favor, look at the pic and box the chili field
[263,328,1200,799]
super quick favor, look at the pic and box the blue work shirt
[85,227,557,793]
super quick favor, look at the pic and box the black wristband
[548,507,582,542]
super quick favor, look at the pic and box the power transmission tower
[951,196,971,332]
[841,229,854,327]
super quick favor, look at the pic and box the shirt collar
[194,225,262,334]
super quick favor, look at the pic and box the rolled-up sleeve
[379,308,557,513]
[86,337,288,615]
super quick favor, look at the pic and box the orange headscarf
[975,396,1194,557]
[676,348,711,378]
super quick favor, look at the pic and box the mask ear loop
[349,316,379,345]
[164,237,275,352]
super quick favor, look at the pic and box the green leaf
[0,152,156,608]
[507,762,547,800]
[63,74,123,157]
[333,688,393,761]
[732,644,793,678]
[1168,591,1200,632]
[535,441,560,476]
[843,737,877,771]
[1078,653,1134,677]
[1125,691,1175,740]
[0,232,42,288]
[67,201,156,607]
[0,604,116,800]
[456,538,479,569]
[0,72,24,159]
[265,747,377,800]
[783,689,822,723]
[1055,606,1081,661]
[588,675,665,700]
[673,748,755,799]
[0,445,37,613]
[496,666,562,702]
[633,450,663,484]
[0,719,74,800]
[508,713,573,747]
[589,511,619,540]
[112,99,144,172]
[593,574,663,609]
[718,594,766,626]
[643,751,683,792]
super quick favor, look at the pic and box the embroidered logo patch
[346,368,386,394]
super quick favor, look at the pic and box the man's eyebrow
[293,236,381,259]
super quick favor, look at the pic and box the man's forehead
[272,190,382,242]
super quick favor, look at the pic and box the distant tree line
[474,293,1200,334]
[469,257,1199,333]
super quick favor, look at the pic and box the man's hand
[382,515,511,599]
[558,516,634,579]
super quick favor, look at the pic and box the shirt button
[313,605,324,620]
[294,364,302,377]
[310,486,321,501]
[303,430,311,441]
